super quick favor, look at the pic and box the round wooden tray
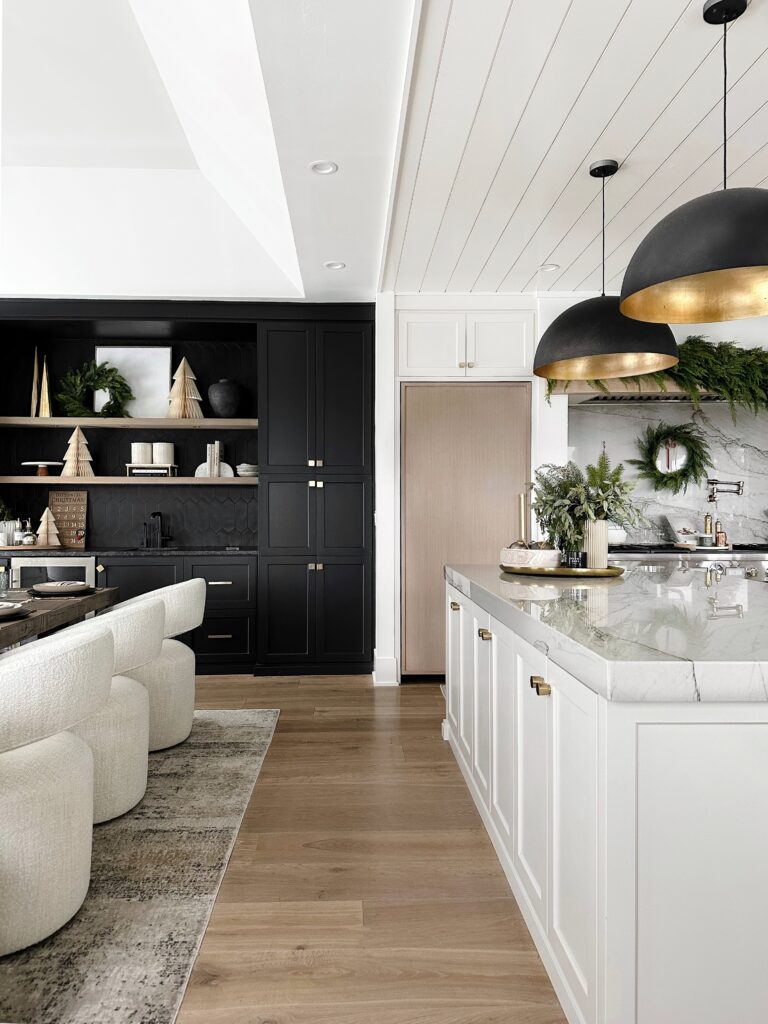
[499,564,625,578]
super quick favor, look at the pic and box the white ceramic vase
[584,519,609,569]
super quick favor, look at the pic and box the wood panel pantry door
[401,382,531,676]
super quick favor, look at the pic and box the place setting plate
[29,581,95,597]
[0,601,31,621]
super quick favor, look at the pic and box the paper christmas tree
[36,507,61,546]
[61,427,94,477]
[167,357,203,419]
[38,355,52,418]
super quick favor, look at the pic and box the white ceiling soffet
[383,0,768,295]
[0,0,416,300]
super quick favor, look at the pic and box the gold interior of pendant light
[620,265,768,324]
[534,350,679,382]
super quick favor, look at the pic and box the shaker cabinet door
[398,312,466,376]
[259,476,316,556]
[258,559,315,662]
[97,556,183,603]
[258,323,315,472]
[315,559,371,662]
[472,608,493,808]
[315,477,372,557]
[316,324,372,474]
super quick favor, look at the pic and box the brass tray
[499,564,625,578]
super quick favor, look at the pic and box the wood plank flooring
[177,675,565,1024]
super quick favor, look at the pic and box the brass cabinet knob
[316,459,324,467]
[535,681,552,697]
[530,674,544,689]
[467,361,475,368]
[478,628,492,641]
[458,361,466,368]
[450,601,460,611]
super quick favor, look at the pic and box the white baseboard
[373,655,399,686]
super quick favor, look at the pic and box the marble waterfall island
[444,562,768,1024]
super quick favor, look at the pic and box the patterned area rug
[0,709,279,1024]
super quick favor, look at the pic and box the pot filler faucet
[707,478,744,502]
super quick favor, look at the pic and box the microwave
[10,555,97,590]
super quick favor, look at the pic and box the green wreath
[57,360,135,418]
[628,422,713,495]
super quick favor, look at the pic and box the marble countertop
[445,562,768,702]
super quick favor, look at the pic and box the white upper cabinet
[398,309,534,377]
[466,312,534,376]
[397,312,466,376]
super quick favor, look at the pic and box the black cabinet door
[316,477,372,557]
[97,557,183,602]
[315,323,372,474]
[258,559,315,662]
[258,323,315,472]
[316,560,371,662]
[259,476,316,556]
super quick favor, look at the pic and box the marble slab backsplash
[568,402,768,545]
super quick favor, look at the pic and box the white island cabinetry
[444,569,768,1024]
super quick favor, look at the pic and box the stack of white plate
[236,463,259,478]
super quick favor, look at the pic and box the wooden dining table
[0,587,119,649]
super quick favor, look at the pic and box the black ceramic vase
[208,379,243,418]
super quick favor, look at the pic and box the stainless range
[610,545,768,580]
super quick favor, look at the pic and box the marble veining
[569,402,768,545]
[446,562,768,702]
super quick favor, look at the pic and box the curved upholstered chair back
[65,598,165,675]
[0,628,113,753]
[117,578,206,639]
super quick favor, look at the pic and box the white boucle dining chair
[0,627,113,956]
[116,578,206,750]
[66,598,165,823]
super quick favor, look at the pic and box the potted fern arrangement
[530,449,644,569]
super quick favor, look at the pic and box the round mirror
[654,438,689,475]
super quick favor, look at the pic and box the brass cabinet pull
[458,361,466,368]
[530,674,544,689]
[207,580,233,586]
[467,361,475,368]
[308,563,316,570]
[316,563,324,571]
[478,628,492,641]
[307,459,316,467]
[450,601,460,611]
[316,480,324,488]
[207,633,233,640]
[316,459,324,467]
[535,681,552,697]
[308,480,316,487]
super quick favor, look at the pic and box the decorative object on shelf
[38,355,52,418]
[152,441,175,465]
[95,345,171,417]
[48,490,87,548]
[21,462,64,477]
[58,360,134,418]
[629,422,713,495]
[533,159,678,380]
[30,347,39,417]
[665,514,699,546]
[235,463,258,477]
[208,379,243,418]
[620,1,768,324]
[168,357,203,419]
[36,508,60,547]
[195,461,234,478]
[500,546,561,570]
[61,427,94,477]
[19,519,37,545]
[131,442,153,464]
[126,464,178,478]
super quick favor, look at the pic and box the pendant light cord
[723,21,728,190]
[601,175,606,296]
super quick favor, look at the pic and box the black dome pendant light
[533,160,678,380]
[621,0,768,323]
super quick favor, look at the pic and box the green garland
[628,421,713,495]
[57,360,135,418]
[547,336,768,418]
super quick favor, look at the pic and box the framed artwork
[94,346,172,418]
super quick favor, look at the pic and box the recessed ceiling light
[323,260,346,270]
[309,160,339,175]
[538,263,560,273]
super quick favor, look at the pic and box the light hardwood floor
[178,675,566,1024]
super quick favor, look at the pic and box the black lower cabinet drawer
[183,556,256,608]
[97,557,184,602]
[192,612,254,659]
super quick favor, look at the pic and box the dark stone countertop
[3,546,258,557]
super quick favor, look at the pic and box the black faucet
[142,511,172,549]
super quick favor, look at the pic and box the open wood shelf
[0,417,258,429]
[0,476,257,486]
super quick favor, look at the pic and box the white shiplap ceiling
[383,0,768,296]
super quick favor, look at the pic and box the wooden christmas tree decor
[30,347,40,417]
[61,427,94,477]
[38,355,52,418]
[167,357,203,419]
[36,507,61,547]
